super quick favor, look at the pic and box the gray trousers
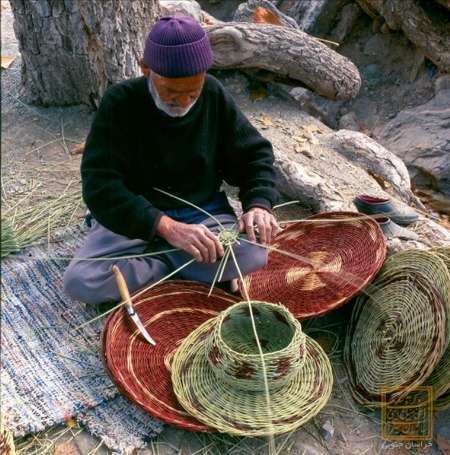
[63,213,268,305]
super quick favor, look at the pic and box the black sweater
[81,74,279,241]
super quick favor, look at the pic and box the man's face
[149,70,205,117]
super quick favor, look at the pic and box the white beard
[148,76,197,118]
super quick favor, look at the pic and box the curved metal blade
[127,305,156,346]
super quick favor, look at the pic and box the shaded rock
[331,3,362,43]
[435,74,450,92]
[321,420,335,441]
[339,111,360,130]
[375,89,450,196]
[223,76,450,251]
[160,0,202,20]
[272,84,343,129]
[363,33,389,58]
[320,129,415,203]
[361,63,384,89]
[279,0,351,35]
[161,0,220,24]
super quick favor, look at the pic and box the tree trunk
[9,0,160,107]
[205,22,361,100]
[356,0,450,72]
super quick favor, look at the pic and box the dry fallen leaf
[256,115,274,129]
[70,142,85,155]
[293,135,308,144]
[249,87,268,101]
[54,441,79,455]
[1,56,16,69]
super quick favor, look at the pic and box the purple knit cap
[143,16,214,78]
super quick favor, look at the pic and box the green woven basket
[379,249,450,344]
[172,301,333,436]
[344,249,450,406]
[435,391,450,411]
[424,346,449,403]
[206,301,306,391]
[425,247,450,406]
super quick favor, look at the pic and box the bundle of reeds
[0,420,15,455]
[1,183,83,259]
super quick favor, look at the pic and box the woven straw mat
[0,225,116,437]
[240,212,386,319]
[344,249,450,406]
[424,247,450,408]
[103,280,239,431]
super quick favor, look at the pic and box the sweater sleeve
[81,86,163,241]
[218,82,279,213]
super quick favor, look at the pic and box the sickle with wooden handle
[112,265,156,346]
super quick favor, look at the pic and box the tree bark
[356,0,450,72]
[9,0,160,107]
[434,0,450,11]
[205,22,361,100]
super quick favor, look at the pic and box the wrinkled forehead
[151,71,205,92]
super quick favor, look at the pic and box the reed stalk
[1,184,83,258]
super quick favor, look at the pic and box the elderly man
[63,16,281,305]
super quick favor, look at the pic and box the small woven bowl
[206,301,306,391]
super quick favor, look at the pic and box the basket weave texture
[344,249,450,406]
[241,212,386,319]
[435,391,450,411]
[102,280,239,431]
[424,247,450,407]
[206,301,306,391]
[171,301,333,436]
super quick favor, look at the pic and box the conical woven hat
[241,212,386,319]
[344,249,450,406]
[171,301,333,436]
[103,280,239,431]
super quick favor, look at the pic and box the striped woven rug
[79,396,164,453]
[0,224,163,446]
[1,225,115,435]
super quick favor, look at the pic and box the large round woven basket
[344,249,450,406]
[102,280,239,431]
[240,212,386,319]
[425,247,450,405]
[435,391,450,411]
[171,301,333,436]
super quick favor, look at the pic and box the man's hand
[238,207,282,245]
[156,215,224,263]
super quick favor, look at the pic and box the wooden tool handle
[112,265,132,305]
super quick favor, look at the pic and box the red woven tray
[240,212,386,318]
[102,280,239,431]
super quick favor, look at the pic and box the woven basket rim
[214,300,302,359]
[171,313,333,436]
[344,249,450,406]
[102,280,240,432]
[241,211,387,319]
